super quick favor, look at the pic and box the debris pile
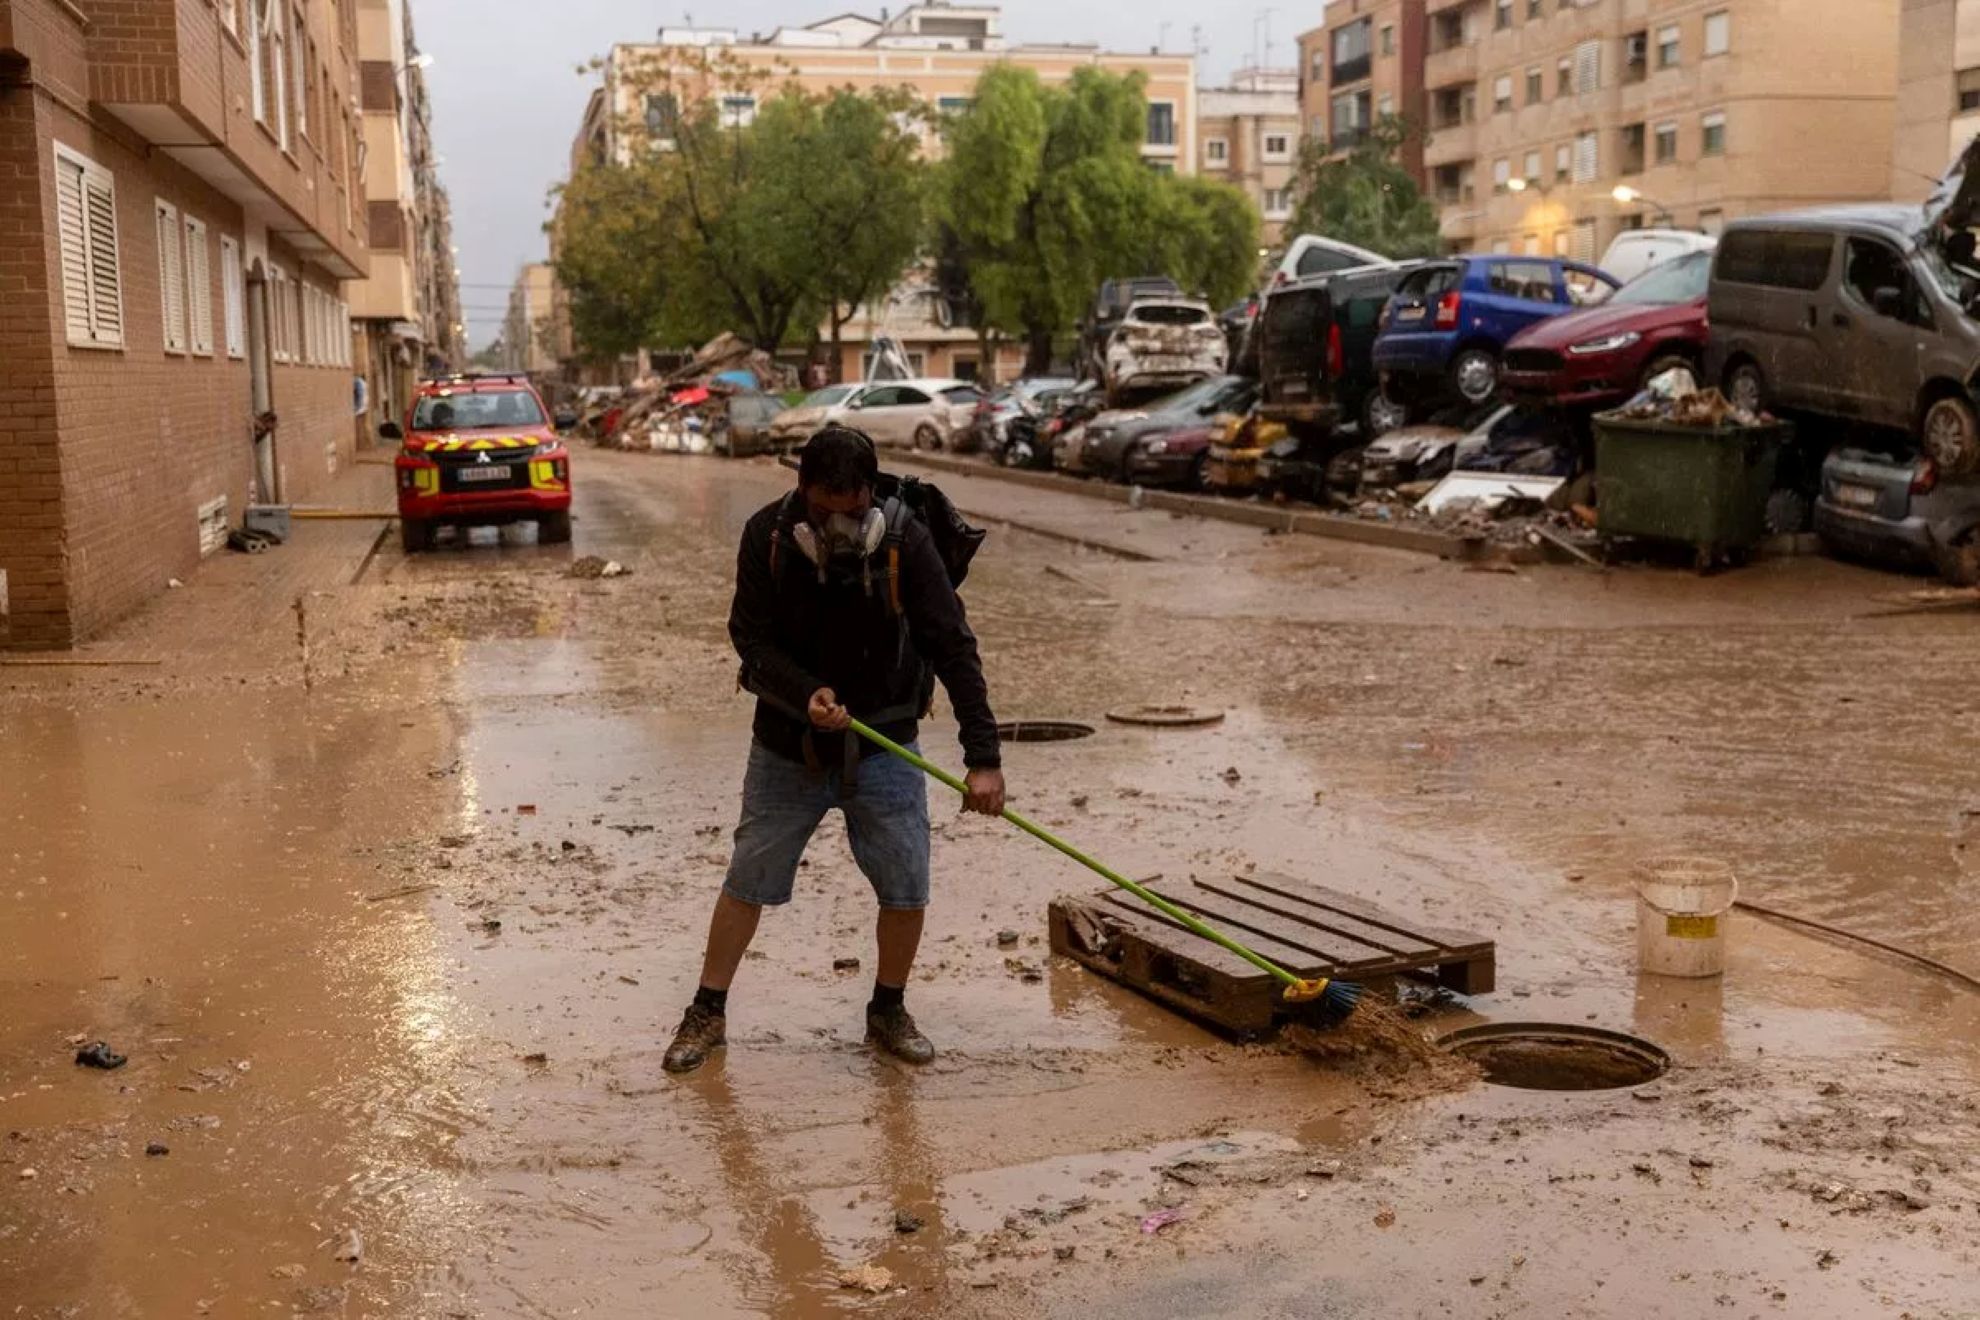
[1608,366,1770,429]
[583,333,796,454]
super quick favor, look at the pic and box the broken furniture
[1048,872,1495,1037]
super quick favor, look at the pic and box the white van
[1598,229,1718,286]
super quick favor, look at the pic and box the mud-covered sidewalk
[3,449,1977,1318]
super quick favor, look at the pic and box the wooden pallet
[1047,871,1495,1037]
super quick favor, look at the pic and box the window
[718,94,757,128]
[936,96,973,115]
[1495,0,1513,30]
[1619,122,1645,174]
[1494,75,1513,113]
[1205,137,1229,164]
[155,200,187,355]
[411,389,547,430]
[1381,24,1394,55]
[1701,110,1726,156]
[1526,67,1543,104]
[53,144,124,349]
[1330,89,1371,147]
[1717,229,1832,290]
[270,3,290,148]
[1527,0,1542,15]
[1523,234,1541,256]
[1654,121,1678,165]
[1311,49,1326,82]
[184,215,213,356]
[1377,93,1394,117]
[644,93,680,140]
[1623,31,1647,83]
[1522,150,1541,184]
[1554,142,1571,182]
[1571,218,1598,264]
[1657,25,1680,68]
[1564,267,1610,305]
[1572,130,1597,182]
[269,267,287,362]
[1574,39,1601,93]
[1492,157,1512,194]
[1960,69,1980,112]
[1491,238,1512,255]
[248,0,267,123]
[290,6,308,140]
[1553,230,1570,257]
[220,236,244,358]
[1698,209,1724,237]
[1704,10,1729,57]
[1146,101,1177,147]
[1557,55,1573,96]
[1489,261,1557,302]
[1844,239,1926,324]
[1332,20,1372,82]
[1263,188,1293,217]
[1264,133,1291,159]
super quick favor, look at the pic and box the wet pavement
[4,448,1979,1317]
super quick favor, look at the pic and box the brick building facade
[1,0,368,649]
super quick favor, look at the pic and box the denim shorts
[723,739,932,911]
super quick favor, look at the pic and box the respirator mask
[792,505,887,587]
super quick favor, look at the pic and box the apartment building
[499,263,559,377]
[1296,0,1428,184]
[1893,0,1980,202]
[565,3,1195,383]
[1413,0,1899,262]
[1199,68,1304,246]
[347,0,462,446]
[1,0,370,649]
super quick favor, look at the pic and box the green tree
[551,49,925,362]
[935,65,1263,373]
[1287,116,1443,260]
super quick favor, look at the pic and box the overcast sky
[418,0,1305,347]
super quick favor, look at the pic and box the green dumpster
[1593,413,1792,570]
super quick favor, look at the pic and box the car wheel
[399,517,434,554]
[1362,389,1410,438]
[1938,529,1980,586]
[1764,487,1812,536]
[1189,450,1209,492]
[538,510,573,545]
[1922,395,1980,477]
[1725,361,1766,415]
[1451,349,1499,405]
[914,424,943,452]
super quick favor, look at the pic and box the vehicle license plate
[1396,306,1426,322]
[459,465,513,483]
[1834,483,1878,509]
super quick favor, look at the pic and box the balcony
[1331,54,1372,86]
[1424,122,1478,170]
[1425,41,1478,88]
[1330,126,1372,152]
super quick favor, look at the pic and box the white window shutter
[1575,40,1601,93]
[221,238,244,358]
[1572,218,1598,264]
[82,169,125,345]
[185,217,213,355]
[1573,131,1598,182]
[55,157,92,344]
[156,201,186,353]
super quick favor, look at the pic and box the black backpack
[770,471,985,615]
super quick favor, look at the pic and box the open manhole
[996,720,1096,743]
[1104,704,1226,729]
[1438,1023,1670,1092]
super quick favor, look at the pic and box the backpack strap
[880,495,911,617]
[768,490,803,584]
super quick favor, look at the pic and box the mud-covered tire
[538,510,573,545]
[1764,487,1812,536]
[1922,395,1980,477]
[1938,529,1980,586]
[1362,389,1410,438]
[399,517,434,554]
[1724,361,1766,415]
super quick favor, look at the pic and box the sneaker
[865,1004,936,1064]
[663,1003,726,1074]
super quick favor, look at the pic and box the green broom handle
[847,717,1303,990]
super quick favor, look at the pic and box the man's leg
[843,745,935,1063]
[666,743,828,1075]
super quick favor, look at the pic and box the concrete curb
[890,451,1524,563]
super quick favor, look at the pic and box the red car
[1499,250,1713,410]
[384,373,572,553]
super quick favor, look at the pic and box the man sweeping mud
[664,427,1005,1073]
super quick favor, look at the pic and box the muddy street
[5,450,1980,1318]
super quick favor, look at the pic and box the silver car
[824,378,985,450]
[770,384,861,448]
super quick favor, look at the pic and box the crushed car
[1063,376,1258,486]
[1101,298,1229,407]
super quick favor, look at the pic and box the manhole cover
[1437,1023,1669,1092]
[996,720,1096,743]
[1104,704,1226,729]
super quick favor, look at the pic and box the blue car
[1373,256,1620,411]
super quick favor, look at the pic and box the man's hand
[807,687,850,732]
[963,767,1006,817]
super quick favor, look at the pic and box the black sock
[693,985,728,1014]
[869,982,905,1013]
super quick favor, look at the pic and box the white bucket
[1635,858,1738,978]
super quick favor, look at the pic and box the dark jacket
[731,498,1001,770]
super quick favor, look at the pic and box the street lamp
[398,52,434,75]
[1612,185,1676,227]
